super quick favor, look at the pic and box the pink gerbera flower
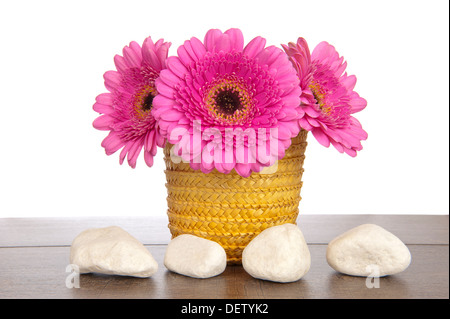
[93,37,171,168]
[152,28,302,177]
[283,38,368,156]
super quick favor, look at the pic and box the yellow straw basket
[163,130,308,264]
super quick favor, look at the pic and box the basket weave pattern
[163,130,308,264]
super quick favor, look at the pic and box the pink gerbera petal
[225,28,245,52]
[101,131,125,155]
[312,128,331,148]
[93,115,114,130]
[144,150,154,167]
[243,36,266,59]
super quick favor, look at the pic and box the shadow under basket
[163,130,308,265]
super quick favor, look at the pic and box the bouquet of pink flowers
[93,28,367,177]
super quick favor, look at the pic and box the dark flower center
[312,90,321,105]
[204,75,255,126]
[142,93,154,111]
[215,90,242,115]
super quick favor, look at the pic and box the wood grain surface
[0,215,448,299]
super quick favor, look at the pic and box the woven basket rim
[165,183,303,193]
[164,169,304,179]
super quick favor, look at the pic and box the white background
[0,0,448,218]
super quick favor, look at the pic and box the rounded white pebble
[164,234,227,279]
[242,223,311,283]
[70,226,158,278]
[326,224,411,277]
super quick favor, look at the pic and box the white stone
[164,234,227,279]
[242,223,311,283]
[70,226,158,278]
[326,224,411,277]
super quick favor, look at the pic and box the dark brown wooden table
[0,215,448,299]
